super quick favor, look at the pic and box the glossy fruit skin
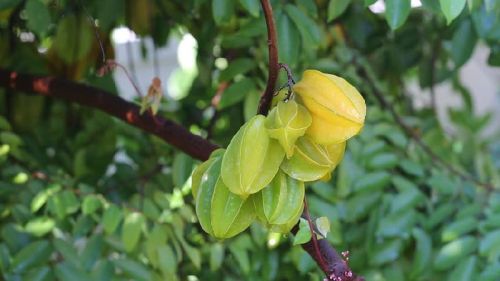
[252,170,305,233]
[293,70,366,145]
[193,150,255,239]
[265,100,312,158]
[221,115,285,198]
[281,136,346,182]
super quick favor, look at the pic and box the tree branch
[257,0,279,115]
[355,65,496,191]
[0,69,218,161]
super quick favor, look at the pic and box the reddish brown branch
[292,213,364,281]
[257,0,279,115]
[0,69,218,161]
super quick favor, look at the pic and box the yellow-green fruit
[271,89,288,108]
[193,150,255,239]
[252,171,305,233]
[265,100,312,158]
[191,149,224,198]
[221,115,285,198]
[293,70,366,144]
[281,136,346,182]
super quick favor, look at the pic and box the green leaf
[451,19,477,67]
[467,0,482,11]
[399,160,425,177]
[367,153,398,169]
[25,0,51,37]
[10,240,52,273]
[218,78,256,109]
[219,58,256,81]
[426,203,456,229]
[96,0,124,31]
[102,204,123,235]
[315,217,330,238]
[91,260,114,281]
[376,210,417,238]
[23,266,51,281]
[390,186,424,213]
[364,0,377,6]
[353,171,391,193]
[345,192,382,222]
[53,15,93,63]
[0,243,10,272]
[479,264,500,281]
[81,235,103,271]
[285,4,322,48]
[122,212,145,252]
[447,256,477,281]
[31,184,60,213]
[440,0,467,24]
[441,217,477,242]
[113,258,151,281]
[434,236,478,270]
[53,239,80,269]
[276,12,300,67]
[0,0,21,10]
[479,230,500,261]
[172,152,194,188]
[228,236,251,273]
[328,0,351,21]
[210,243,225,271]
[82,195,102,215]
[411,228,432,278]
[370,239,403,266]
[385,0,411,30]
[293,218,312,245]
[239,0,260,17]
[54,262,90,281]
[24,217,55,237]
[428,174,455,195]
[243,89,261,121]
[157,244,177,276]
[212,0,234,25]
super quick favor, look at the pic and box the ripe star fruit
[192,150,255,239]
[281,136,346,182]
[265,100,312,158]
[221,115,285,198]
[293,70,366,144]
[252,170,305,233]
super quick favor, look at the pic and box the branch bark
[0,69,218,161]
[257,0,279,115]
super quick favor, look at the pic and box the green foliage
[0,0,500,280]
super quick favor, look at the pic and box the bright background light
[369,0,422,14]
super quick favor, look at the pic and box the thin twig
[356,64,496,191]
[278,63,295,99]
[80,0,106,63]
[206,81,229,139]
[257,0,279,115]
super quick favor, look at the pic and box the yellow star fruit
[293,70,366,144]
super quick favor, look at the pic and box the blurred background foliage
[0,0,500,280]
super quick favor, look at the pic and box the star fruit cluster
[192,70,366,239]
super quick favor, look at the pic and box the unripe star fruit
[265,100,312,158]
